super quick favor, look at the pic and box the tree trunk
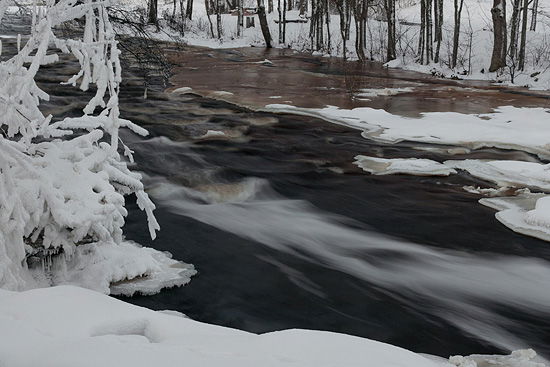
[205,0,216,38]
[216,0,222,39]
[257,0,273,47]
[283,0,287,43]
[335,0,348,59]
[148,0,158,24]
[325,0,331,51]
[489,0,507,72]
[517,0,528,70]
[298,0,307,15]
[530,0,538,31]
[509,0,521,59]
[426,0,433,62]
[385,0,396,61]
[433,0,443,63]
[186,0,194,19]
[236,0,243,36]
[451,0,464,68]
[353,0,367,62]
[418,0,425,62]
[278,0,282,43]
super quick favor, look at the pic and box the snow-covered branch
[0,0,161,290]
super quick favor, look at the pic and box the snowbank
[0,285,439,367]
[0,285,546,367]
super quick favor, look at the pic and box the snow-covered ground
[120,0,550,89]
[0,285,546,367]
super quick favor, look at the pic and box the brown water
[166,45,550,117]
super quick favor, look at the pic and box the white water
[144,170,550,356]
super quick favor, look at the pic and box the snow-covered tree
[0,0,160,290]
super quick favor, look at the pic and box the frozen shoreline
[0,285,547,367]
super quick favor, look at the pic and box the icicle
[16,33,20,52]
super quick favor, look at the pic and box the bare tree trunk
[384,0,396,61]
[148,0,158,24]
[517,0,528,70]
[237,0,243,36]
[257,0,273,47]
[489,0,507,72]
[310,0,325,51]
[298,0,307,15]
[418,0,425,62]
[205,0,216,38]
[186,0,194,19]
[310,0,317,49]
[426,0,433,62]
[509,0,521,59]
[530,0,538,31]
[433,0,443,63]
[278,0,282,43]
[325,0,331,51]
[418,0,433,64]
[451,0,464,68]
[283,0,287,43]
[353,0,367,62]
[335,0,348,58]
[216,0,222,38]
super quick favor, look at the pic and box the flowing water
[3,13,550,360]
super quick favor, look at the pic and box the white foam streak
[148,176,550,354]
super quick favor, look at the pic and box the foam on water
[144,172,550,357]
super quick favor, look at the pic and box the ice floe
[354,155,457,176]
[263,105,550,159]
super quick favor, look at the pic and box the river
[3,13,550,361]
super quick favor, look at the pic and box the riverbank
[116,0,550,90]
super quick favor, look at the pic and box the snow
[348,154,550,241]
[354,155,457,176]
[449,349,547,367]
[445,160,550,191]
[263,104,550,158]
[116,0,550,89]
[0,285,546,367]
[0,0,192,295]
[0,285,441,367]
[481,193,550,242]
[355,87,414,100]
[24,240,196,296]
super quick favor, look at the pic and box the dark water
[4,13,550,361]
